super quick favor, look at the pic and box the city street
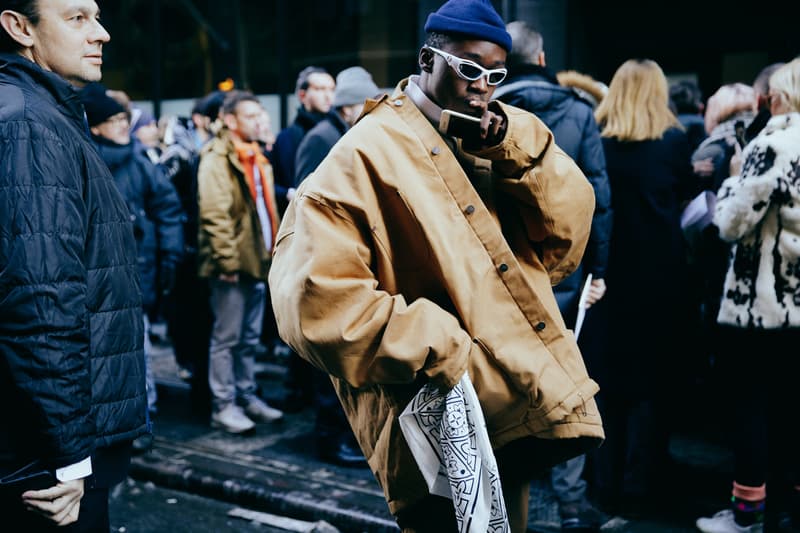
[109,477,311,532]
[118,329,733,532]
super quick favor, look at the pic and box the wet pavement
[122,331,735,532]
[109,477,303,532]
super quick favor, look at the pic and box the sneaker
[131,433,154,454]
[696,509,763,533]
[244,397,284,423]
[211,404,255,433]
[177,366,193,381]
[560,499,609,531]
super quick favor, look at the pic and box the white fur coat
[714,112,800,328]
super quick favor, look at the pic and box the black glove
[158,259,177,296]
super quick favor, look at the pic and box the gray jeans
[144,314,157,411]
[551,454,588,505]
[208,277,265,412]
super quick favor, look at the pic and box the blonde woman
[696,58,800,533]
[588,59,698,518]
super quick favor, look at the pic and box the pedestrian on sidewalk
[269,0,604,531]
[0,0,148,528]
[198,90,284,434]
[695,57,800,533]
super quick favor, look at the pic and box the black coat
[495,65,612,322]
[294,112,348,185]
[0,54,147,474]
[270,106,328,213]
[94,138,184,311]
[601,128,697,395]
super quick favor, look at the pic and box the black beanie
[424,0,512,52]
[80,82,126,127]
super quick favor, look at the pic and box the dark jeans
[164,255,212,413]
[587,395,671,511]
[312,367,354,445]
[716,325,799,522]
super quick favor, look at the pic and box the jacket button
[465,205,475,215]
[393,99,403,106]
[431,146,441,155]
[535,321,546,331]
[499,263,508,273]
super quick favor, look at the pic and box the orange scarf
[234,141,279,250]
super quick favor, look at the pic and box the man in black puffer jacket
[0,0,147,529]
[495,21,612,533]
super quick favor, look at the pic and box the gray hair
[505,21,543,70]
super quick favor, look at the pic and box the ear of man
[222,112,238,132]
[419,47,434,73]
[0,9,35,49]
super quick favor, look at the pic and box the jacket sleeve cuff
[422,334,472,391]
[55,457,92,482]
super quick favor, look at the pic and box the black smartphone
[439,109,483,144]
[0,461,57,494]
[734,120,747,148]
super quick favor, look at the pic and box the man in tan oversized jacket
[268,1,604,531]
[198,90,284,434]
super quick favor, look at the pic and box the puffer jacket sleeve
[0,121,95,470]
[574,109,611,279]
[197,151,239,273]
[141,156,184,260]
[471,102,595,285]
[269,188,472,392]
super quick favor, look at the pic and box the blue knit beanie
[424,0,511,52]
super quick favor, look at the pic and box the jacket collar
[403,75,441,127]
[327,111,350,136]
[505,63,560,85]
[0,52,87,127]
[92,135,134,169]
[294,105,328,131]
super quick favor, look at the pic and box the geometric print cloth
[399,372,510,533]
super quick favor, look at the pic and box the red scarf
[234,141,279,250]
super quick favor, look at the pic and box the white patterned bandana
[399,373,510,533]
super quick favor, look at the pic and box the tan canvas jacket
[269,79,604,513]
[197,130,276,281]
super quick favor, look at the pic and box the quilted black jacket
[0,53,147,474]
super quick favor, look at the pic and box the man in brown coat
[198,90,284,433]
[268,1,604,531]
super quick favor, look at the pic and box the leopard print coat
[714,112,800,328]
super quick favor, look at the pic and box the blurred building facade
[101,0,799,126]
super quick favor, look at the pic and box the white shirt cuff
[55,457,93,482]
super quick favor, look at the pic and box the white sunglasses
[425,46,507,86]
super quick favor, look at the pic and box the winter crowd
[1,0,799,532]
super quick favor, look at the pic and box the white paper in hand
[399,372,510,533]
[574,273,593,340]
[680,190,716,234]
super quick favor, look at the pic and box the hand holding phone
[439,104,506,149]
[439,109,483,145]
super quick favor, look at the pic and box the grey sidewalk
[137,336,732,532]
